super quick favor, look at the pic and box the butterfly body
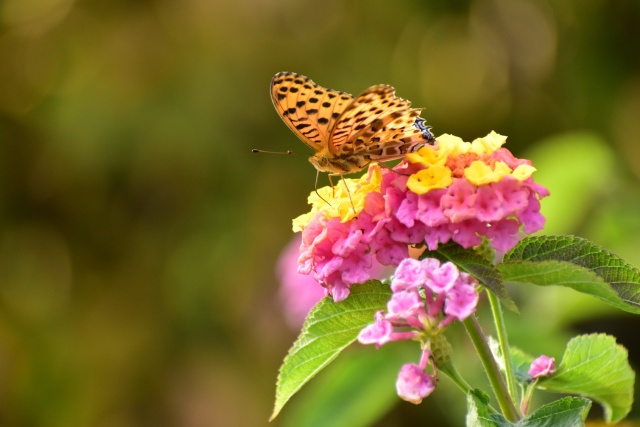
[271,71,434,175]
[308,146,371,174]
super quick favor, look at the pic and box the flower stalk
[463,315,520,422]
[487,291,519,401]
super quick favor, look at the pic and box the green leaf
[487,336,534,385]
[508,347,535,385]
[281,344,413,427]
[500,235,640,314]
[467,389,509,427]
[492,334,632,423]
[519,397,591,426]
[271,281,391,420]
[540,334,635,423]
[428,242,517,312]
[467,392,591,427]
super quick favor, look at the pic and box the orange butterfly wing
[331,85,432,161]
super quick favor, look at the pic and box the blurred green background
[1,0,640,426]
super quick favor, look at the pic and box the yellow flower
[292,165,383,232]
[406,165,453,195]
[462,161,536,186]
[464,161,512,185]
[435,131,507,157]
[292,211,316,233]
[469,131,507,155]
[512,164,537,181]
[433,134,470,157]
[407,131,509,170]
[406,145,449,167]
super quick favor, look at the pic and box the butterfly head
[414,117,436,143]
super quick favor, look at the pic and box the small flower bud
[396,364,436,404]
[528,355,555,379]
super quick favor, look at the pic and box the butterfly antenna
[251,149,296,155]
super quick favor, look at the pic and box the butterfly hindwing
[329,85,430,160]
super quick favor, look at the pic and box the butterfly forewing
[270,72,354,152]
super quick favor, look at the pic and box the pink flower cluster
[277,236,328,328]
[388,163,548,254]
[296,133,550,301]
[298,189,405,302]
[358,258,479,346]
[358,258,479,403]
[278,235,388,327]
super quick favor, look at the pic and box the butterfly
[270,71,435,176]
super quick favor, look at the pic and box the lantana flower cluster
[293,132,550,301]
[358,258,479,403]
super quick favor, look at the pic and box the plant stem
[438,359,474,395]
[438,356,500,415]
[463,316,520,422]
[520,381,537,415]
[487,291,519,402]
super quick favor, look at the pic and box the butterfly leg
[327,173,336,197]
[314,170,332,206]
[377,161,410,176]
[329,173,357,215]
